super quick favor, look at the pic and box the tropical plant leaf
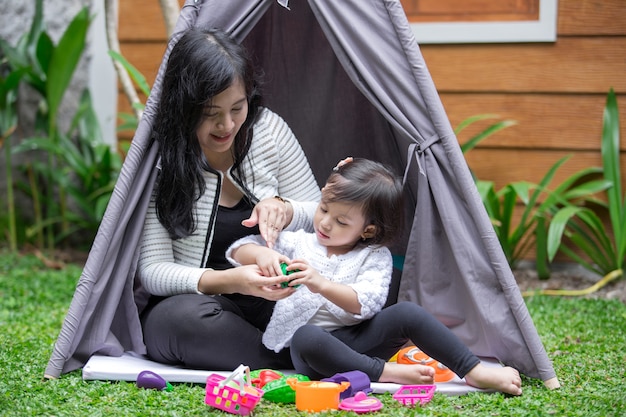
[45,7,90,129]
[547,205,584,260]
[455,113,500,135]
[601,89,626,266]
[108,50,151,96]
[460,119,517,154]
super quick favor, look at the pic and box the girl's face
[313,198,375,256]
[196,78,248,168]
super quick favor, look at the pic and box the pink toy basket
[392,384,436,406]
[205,364,264,416]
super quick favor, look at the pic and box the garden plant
[546,89,625,285]
[458,91,623,288]
[0,0,121,252]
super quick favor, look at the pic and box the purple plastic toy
[322,370,371,399]
[136,370,173,391]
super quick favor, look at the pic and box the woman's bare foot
[464,363,522,396]
[378,362,435,385]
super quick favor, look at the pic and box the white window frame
[410,0,558,44]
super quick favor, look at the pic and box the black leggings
[290,302,480,381]
[141,296,479,381]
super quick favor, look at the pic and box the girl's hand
[255,253,291,278]
[242,197,293,248]
[284,260,362,314]
[282,260,327,293]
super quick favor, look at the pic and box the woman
[138,27,320,371]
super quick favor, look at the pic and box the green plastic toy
[263,373,310,403]
[249,368,310,403]
[280,262,301,288]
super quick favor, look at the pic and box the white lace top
[226,229,392,352]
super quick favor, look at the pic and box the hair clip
[333,156,354,171]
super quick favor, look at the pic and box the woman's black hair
[153,27,262,239]
[323,158,404,247]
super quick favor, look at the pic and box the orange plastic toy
[396,346,455,383]
[287,379,350,412]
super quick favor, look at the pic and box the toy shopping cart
[205,364,264,416]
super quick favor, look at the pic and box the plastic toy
[280,262,301,288]
[287,379,350,412]
[136,370,173,391]
[396,346,455,382]
[262,373,310,403]
[322,370,371,399]
[392,384,436,407]
[250,369,283,388]
[339,391,383,413]
[205,364,263,416]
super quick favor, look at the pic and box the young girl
[228,157,523,395]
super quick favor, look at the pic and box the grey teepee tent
[45,0,559,388]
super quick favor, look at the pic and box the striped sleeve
[254,109,321,231]
[137,187,209,296]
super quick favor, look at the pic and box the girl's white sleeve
[225,234,265,267]
[225,231,299,266]
[328,247,392,320]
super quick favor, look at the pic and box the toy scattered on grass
[339,391,383,413]
[262,373,309,403]
[287,378,350,412]
[205,364,263,416]
[396,346,455,382]
[322,370,371,399]
[249,369,310,403]
[280,262,301,288]
[136,370,173,391]
[392,384,436,407]
[250,369,282,388]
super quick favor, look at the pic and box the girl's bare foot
[464,363,522,396]
[378,362,435,385]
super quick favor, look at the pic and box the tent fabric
[45,0,558,386]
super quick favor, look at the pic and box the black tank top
[207,198,274,331]
[205,197,260,270]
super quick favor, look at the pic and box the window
[401,0,558,43]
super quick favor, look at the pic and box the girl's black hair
[323,158,404,247]
[153,27,262,239]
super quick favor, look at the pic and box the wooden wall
[118,1,626,260]
[420,0,626,191]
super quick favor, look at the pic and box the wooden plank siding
[117,0,626,260]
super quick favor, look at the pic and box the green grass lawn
[1,251,625,416]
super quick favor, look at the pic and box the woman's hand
[198,265,295,301]
[236,265,296,300]
[242,197,293,248]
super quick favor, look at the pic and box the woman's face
[196,78,248,167]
